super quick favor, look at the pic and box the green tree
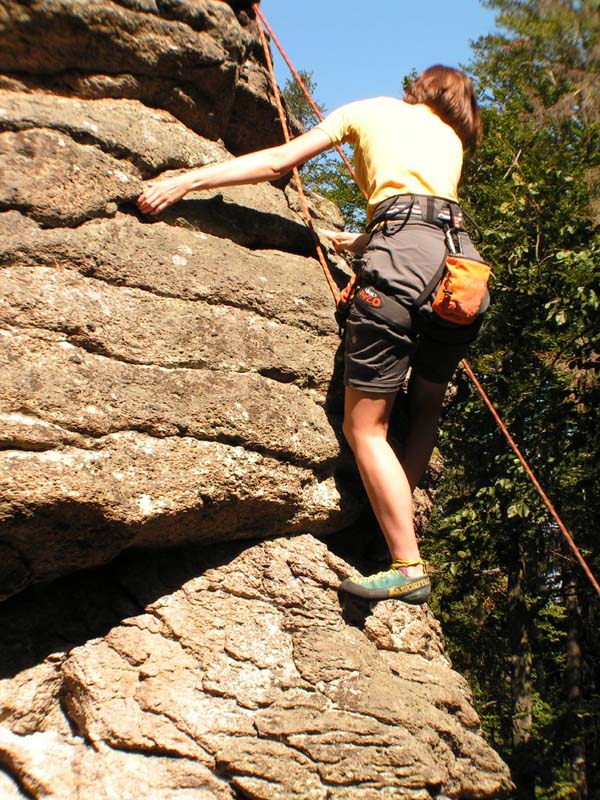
[283,69,323,129]
[428,2,600,798]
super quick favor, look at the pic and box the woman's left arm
[320,229,370,256]
[137,128,333,216]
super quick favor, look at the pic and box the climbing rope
[461,361,600,596]
[254,5,364,194]
[253,9,340,305]
[253,6,600,598]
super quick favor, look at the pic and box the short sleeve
[314,102,361,146]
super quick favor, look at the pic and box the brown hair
[404,65,483,152]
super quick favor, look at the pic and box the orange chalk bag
[432,252,491,325]
[417,223,491,326]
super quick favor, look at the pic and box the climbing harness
[352,194,488,335]
[252,5,600,598]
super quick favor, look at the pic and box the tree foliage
[427,1,600,797]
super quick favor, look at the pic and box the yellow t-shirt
[315,97,463,222]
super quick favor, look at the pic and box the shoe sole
[339,576,431,604]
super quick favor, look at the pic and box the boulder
[0,535,513,799]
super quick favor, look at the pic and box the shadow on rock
[0,537,251,679]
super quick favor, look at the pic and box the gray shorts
[344,215,485,392]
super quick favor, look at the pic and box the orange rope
[461,360,600,597]
[253,7,340,305]
[253,4,599,597]
[254,5,366,197]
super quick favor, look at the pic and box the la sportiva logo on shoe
[358,286,382,308]
[389,577,431,597]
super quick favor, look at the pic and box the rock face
[0,535,512,799]
[0,88,352,597]
[0,2,512,796]
[0,0,296,154]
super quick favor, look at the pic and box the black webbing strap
[413,249,448,309]
[426,196,435,224]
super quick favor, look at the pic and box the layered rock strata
[0,85,353,598]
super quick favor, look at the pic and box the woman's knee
[343,387,396,451]
[343,416,387,452]
[343,414,370,451]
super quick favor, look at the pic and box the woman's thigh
[343,386,398,444]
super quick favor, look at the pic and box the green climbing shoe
[339,562,431,604]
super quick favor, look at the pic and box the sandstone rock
[0,0,235,145]
[0,128,142,226]
[0,88,338,252]
[0,264,334,385]
[0,1,231,75]
[0,82,352,597]
[0,728,233,799]
[0,90,227,172]
[0,430,359,597]
[225,60,292,154]
[0,0,295,152]
[0,535,513,799]
[0,212,344,327]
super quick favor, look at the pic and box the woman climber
[137,64,486,605]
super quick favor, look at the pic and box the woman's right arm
[137,128,333,216]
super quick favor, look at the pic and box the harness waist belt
[368,194,464,231]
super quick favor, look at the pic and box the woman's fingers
[137,187,173,215]
[137,186,158,214]
[318,228,345,253]
[137,176,189,215]
[137,183,168,215]
[319,229,360,254]
[319,228,342,242]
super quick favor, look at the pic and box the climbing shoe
[339,559,431,604]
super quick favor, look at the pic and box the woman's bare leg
[343,386,423,577]
[401,374,448,492]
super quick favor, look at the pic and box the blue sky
[259,0,499,115]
